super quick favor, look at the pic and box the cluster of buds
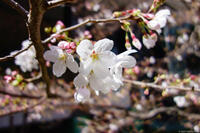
[4,71,24,87]
[113,0,170,50]
[124,66,140,76]
[44,20,71,43]
[45,20,65,34]
[57,41,77,54]
[113,9,141,18]
[149,0,166,13]
[122,21,142,50]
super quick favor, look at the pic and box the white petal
[49,45,60,51]
[76,40,93,59]
[155,9,170,18]
[93,61,111,79]
[43,50,58,62]
[53,60,67,77]
[74,74,88,88]
[143,36,156,49]
[79,59,93,77]
[74,88,91,103]
[99,51,117,67]
[66,54,79,73]
[133,39,142,50]
[117,50,137,59]
[148,20,160,30]
[103,76,121,92]
[89,74,102,91]
[118,56,136,68]
[94,38,114,53]
[156,17,167,28]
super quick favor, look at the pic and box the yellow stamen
[90,51,99,61]
[59,53,67,60]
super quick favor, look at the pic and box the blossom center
[58,53,67,61]
[90,51,99,61]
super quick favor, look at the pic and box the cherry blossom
[147,9,171,33]
[173,96,190,108]
[76,38,116,77]
[143,33,158,49]
[12,40,38,72]
[43,45,78,77]
[111,50,137,86]
[132,36,142,50]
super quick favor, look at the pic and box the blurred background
[0,0,200,132]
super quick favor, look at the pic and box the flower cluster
[43,38,136,102]
[44,41,78,77]
[4,70,24,87]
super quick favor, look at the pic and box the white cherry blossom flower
[76,38,117,77]
[143,33,158,49]
[147,9,171,33]
[74,38,122,94]
[173,96,190,108]
[111,50,137,86]
[12,40,38,72]
[44,45,78,77]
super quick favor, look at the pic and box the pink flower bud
[69,42,76,49]
[12,71,18,76]
[133,66,140,74]
[132,38,142,50]
[56,20,65,28]
[58,41,69,49]
[144,89,149,95]
[4,75,13,83]
[143,13,154,19]
[190,75,196,80]
[48,43,52,48]
[84,30,90,36]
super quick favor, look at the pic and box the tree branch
[0,44,33,62]
[27,0,52,97]
[129,106,200,120]
[42,15,132,43]
[0,89,42,99]
[24,72,42,82]
[1,0,28,20]
[123,79,200,92]
[0,97,46,117]
[47,0,77,10]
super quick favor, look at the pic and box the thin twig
[0,44,33,62]
[42,15,132,43]
[47,0,77,10]
[123,79,200,92]
[24,72,42,82]
[1,0,28,20]
[129,106,200,120]
[0,97,46,117]
[0,89,42,99]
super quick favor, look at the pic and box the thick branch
[27,0,51,97]
[1,0,28,20]
[0,44,32,62]
[123,79,200,92]
[43,15,132,43]
[47,0,77,10]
